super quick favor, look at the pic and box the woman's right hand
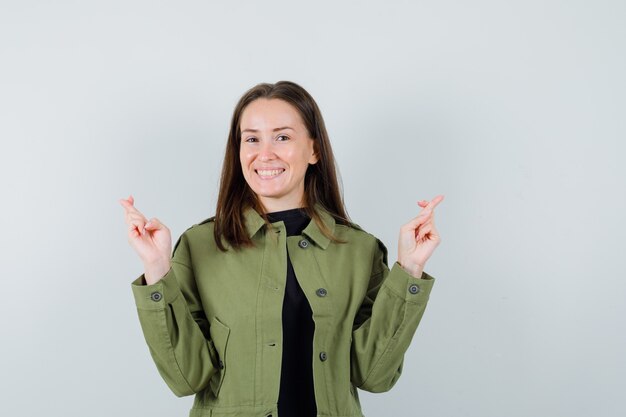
[119,195,172,284]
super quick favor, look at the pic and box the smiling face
[239,98,318,213]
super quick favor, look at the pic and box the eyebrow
[241,126,295,133]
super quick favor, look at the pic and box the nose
[258,140,277,162]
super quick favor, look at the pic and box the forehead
[240,98,303,129]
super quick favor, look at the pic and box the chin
[254,191,284,199]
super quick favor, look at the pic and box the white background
[1,1,624,416]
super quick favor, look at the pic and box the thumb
[145,217,161,230]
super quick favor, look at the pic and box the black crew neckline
[266,207,311,237]
[266,207,309,219]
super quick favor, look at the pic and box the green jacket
[130,202,435,417]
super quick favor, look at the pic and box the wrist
[143,259,171,285]
[397,260,424,279]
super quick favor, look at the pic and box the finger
[415,221,433,241]
[120,194,135,206]
[405,195,443,230]
[404,214,428,232]
[120,199,135,216]
[121,201,146,221]
[128,220,141,237]
[415,214,433,232]
[119,195,133,206]
[129,226,141,238]
[127,212,148,226]
[119,194,138,210]
[144,217,163,230]
[414,195,444,218]
[415,218,433,234]
[128,219,146,236]
[417,214,434,228]
[418,221,442,243]
[127,214,150,236]
[119,198,137,213]
[425,195,444,210]
[406,206,435,230]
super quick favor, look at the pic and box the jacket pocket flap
[209,316,230,357]
[208,316,230,398]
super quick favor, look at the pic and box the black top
[266,207,317,417]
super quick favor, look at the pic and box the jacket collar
[243,202,336,250]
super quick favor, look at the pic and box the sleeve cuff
[130,266,183,310]
[381,262,435,304]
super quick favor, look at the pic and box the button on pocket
[298,239,309,248]
[208,316,230,398]
[150,291,162,302]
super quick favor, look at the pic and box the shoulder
[180,215,216,235]
[335,220,388,258]
[195,216,216,226]
[172,215,216,252]
[337,219,377,242]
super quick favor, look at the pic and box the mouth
[255,168,285,180]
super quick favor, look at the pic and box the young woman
[120,80,444,417]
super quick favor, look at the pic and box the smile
[255,169,285,179]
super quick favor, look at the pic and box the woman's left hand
[397,195,444,278]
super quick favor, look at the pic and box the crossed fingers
[406,195,444,242]
[408,195,443,225]
[120,196,150,236]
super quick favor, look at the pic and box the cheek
[282,149,304,167]
[296,151,312,170]
[239,156,251,179]
[240,151,252,166]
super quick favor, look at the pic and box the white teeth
[257,169,284,177]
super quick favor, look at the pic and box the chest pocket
[208,316,230,398]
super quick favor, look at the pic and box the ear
[309,141,319,165]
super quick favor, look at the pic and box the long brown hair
[213,80,351,251]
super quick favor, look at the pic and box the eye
[244,137,257,142]
[277,135,290,141]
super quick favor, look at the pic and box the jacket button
[408,284,420,294]
[319,351,327,361]
[298,239,309,248]
[219,359,224,369]
[150,291,162,302]
[316,288,327,297]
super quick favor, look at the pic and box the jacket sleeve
[350,237,435,393]
[130,230,219,397]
